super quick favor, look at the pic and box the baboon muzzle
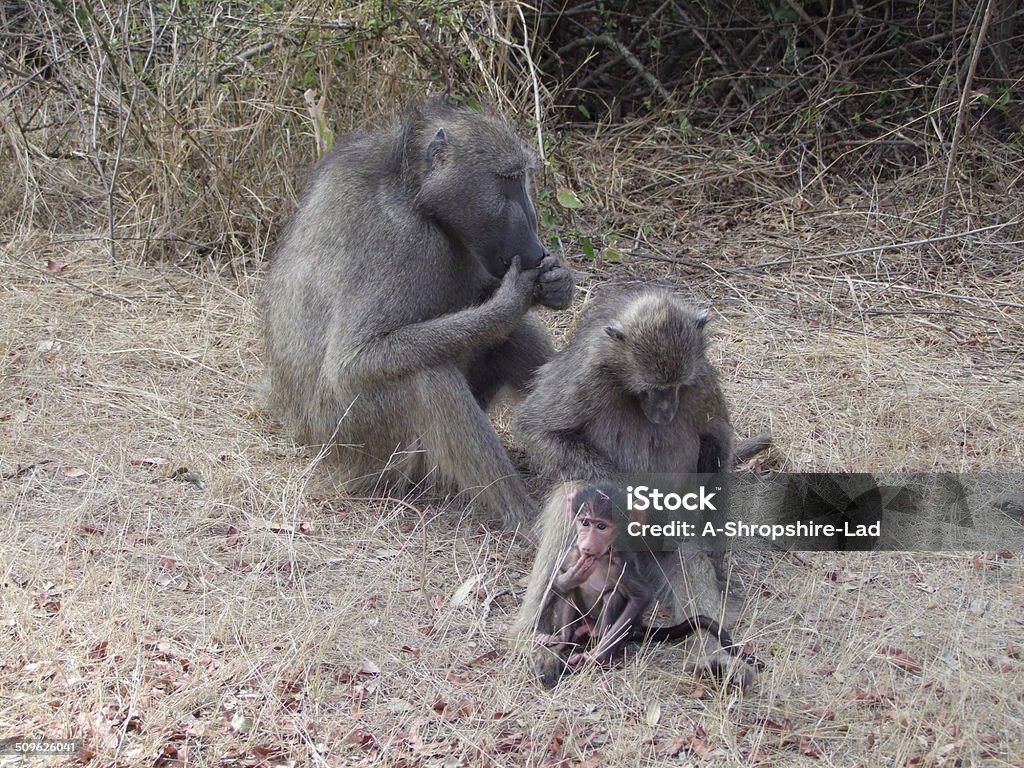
[521,246,548,270]
[640,389,679,425]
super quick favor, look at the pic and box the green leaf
[581,236,596,260]
[602,245,622,263]
[577,103,591,120]
[556,188,584,209]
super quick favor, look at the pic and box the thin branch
[387,2,452,95]
[747,219,1020,270]
[558,34,674,105]
[802,273,1024,310]
[939,0,997,231]
[211,40,277,86]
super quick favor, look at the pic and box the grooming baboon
[514,289,760,686]
[535,482,763,687]
[263,100,574,528]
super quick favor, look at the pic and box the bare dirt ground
[2,133,1024,767]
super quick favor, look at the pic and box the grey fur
[515,288,733,479]
[513,289,756,688]
[263,100,574,528]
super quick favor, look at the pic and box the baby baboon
[514,289,759,686]
[263,100,574,529]
[534,482,763,687]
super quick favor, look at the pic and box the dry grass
[3,2,1024,765]
[3,136,1024,765]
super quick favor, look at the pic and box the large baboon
[514,289,758,686]
[263,100,574,528]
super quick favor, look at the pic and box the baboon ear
[426,128,448,169]
[605,323,626,341]
[694,309,710,328]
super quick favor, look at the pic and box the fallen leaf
[494,731,524,753]
[132,456,171,467]
[879,646,922,673]
[546,724,567,763]
[230,711,252,734]
[645,702,662,726]
[46,258,68,274]
[450,573,483,606]
[88,641,109,661]
[345,728,376,751]
[468,649,501,666]
[656,728,718,758]
[754,717,793,732]
[357,659,380,676]
[556,188,583,209]
[62,466,87,478]
[782,733,823,758]
[849,686,897,707]
[443,699,473,721]
[657,736,688,758]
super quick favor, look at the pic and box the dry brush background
[2,1,1023,766]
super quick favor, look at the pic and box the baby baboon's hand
[533,254,574,310]
[495,254,539,315]
[559,554,597,589]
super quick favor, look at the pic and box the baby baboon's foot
[533,648,570,689]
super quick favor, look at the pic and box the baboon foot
[691,650,758,691]
[533,648,571,689]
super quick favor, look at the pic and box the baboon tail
[633,616,766,671]
[733,432,773,465]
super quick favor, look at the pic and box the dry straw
[2,2,1022,765]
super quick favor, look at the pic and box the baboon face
[568,483,619,556]
[637,386,680,425]
[605,301,710,425]
[418,125,547,276]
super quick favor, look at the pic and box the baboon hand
[495,254,540,315]
[567,650,609,668]
[559,554,597,589]
[533,254,575,310]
